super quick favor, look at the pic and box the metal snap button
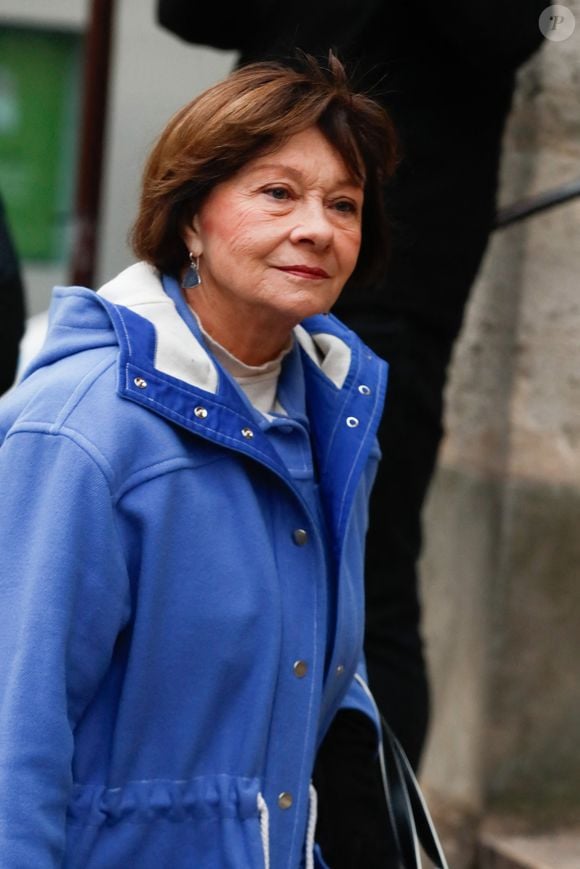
[293,660,308,678]
[193,406,208,419]
[241,427,254,439]
[133,377,148,389]
[336,664,345,676]
[346,416,359,428]
[292,528,308,546]
[278,792,293,810]
[358,384,371,395]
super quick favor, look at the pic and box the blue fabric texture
[0,263,388,868]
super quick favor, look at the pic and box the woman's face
[182,126,364,357]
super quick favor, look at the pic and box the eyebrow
[249,162,363,190]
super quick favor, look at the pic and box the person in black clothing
[157,4,546,864]
[0,195,25,396]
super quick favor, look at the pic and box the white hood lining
[294,327,351,390]
[99,263,219,393]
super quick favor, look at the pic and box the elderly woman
[0,56,398,867]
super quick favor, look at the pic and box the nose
[289,199,333,249]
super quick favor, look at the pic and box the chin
[284,305,328,325]
[283,294,339,322]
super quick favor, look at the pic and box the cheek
[201,209,265,258]
[340,231,362,269]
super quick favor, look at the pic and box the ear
[182,213,203,257]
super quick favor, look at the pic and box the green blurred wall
[0,26,80,262]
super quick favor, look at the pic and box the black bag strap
[380,714,449,869]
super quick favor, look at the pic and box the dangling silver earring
[182,252,201,289]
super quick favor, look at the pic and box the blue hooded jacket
[0,263,388,868]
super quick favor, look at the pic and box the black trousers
[358,314,453,769]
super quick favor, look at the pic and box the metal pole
[494,176,580,230]
[69,0,116,287]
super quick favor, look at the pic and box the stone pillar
[419,0,580,833]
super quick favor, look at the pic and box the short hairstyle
[131,52,398,286]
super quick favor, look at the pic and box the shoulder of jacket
[3,351,217,499]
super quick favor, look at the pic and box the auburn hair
[130,52,398,286]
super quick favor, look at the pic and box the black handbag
[315,675,449,868]
[380,714,449,869]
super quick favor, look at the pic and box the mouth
[275,265,330,279]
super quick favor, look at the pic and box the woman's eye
[264,187,290,201]
[332,199,357,214]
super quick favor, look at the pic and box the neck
[192,311,293,374]
[184,288,296,366]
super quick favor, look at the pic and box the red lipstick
[276,265,329,278]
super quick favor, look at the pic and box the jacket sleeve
[156,0,383,55]
[314,700,395,865]
[417,0,547,71]
[0,429,131,868]
[338,661,381,742]
[156,0,263,51]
